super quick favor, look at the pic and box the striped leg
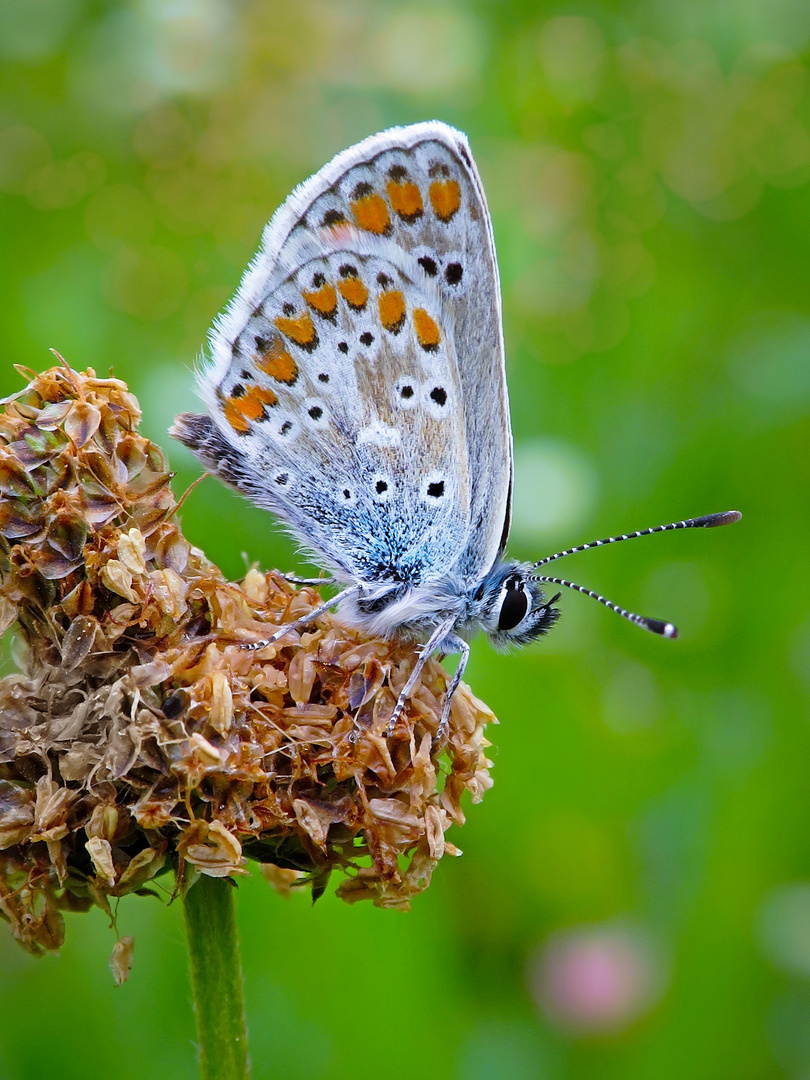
[437,634,470,742]
[239,583,362,650]
[386,615,457,736]
[277,572,337,586]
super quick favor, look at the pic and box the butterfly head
[477,562,561,649]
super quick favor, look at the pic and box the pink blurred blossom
[528,924,666,1035]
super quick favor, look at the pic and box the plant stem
[183,874,251,1080]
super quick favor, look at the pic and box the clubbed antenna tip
[694,510,742,528]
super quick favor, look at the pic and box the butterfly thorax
[337,558,560,651]
[340,572,470,644]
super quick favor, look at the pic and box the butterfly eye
[497,577,529,632]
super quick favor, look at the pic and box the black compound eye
[497,579,529,631]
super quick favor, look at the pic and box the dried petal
[130,658,172,686]
[347,658,386,709]
[0,596,18,637]
[60,580,94,618]
[288,651,317,705]
[0,500,41,539]
[424,805,446,860]
[33,548,82,580]
[208,671,233,735]
[86,836,116,888]
[117,436,147,479]
[60,615,97,670]
[0,781,35,848]
[46,511,89,560]
[181,820,246,878]
[154,529,190,574]
[7,429,60,467]
[118,848,165,889]
[0,457,36,496]
[261,863,304,897]
[64,401,101,448]
[117,528,146,575]
[189,732,221,764]
[149,567,188,618]
[31,776,76,842]
[100,559,138,602]
[109,936,135,986]
[292,798,329,850]
[87,802,119,841]
[34,400,73,429]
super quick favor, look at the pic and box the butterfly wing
[206,122,512,584]
[174,227,471,584]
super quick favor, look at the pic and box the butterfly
[172,121,740,739]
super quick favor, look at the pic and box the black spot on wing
[445,262,463,285]
[322,208,347,227]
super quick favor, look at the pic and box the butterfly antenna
[532,575,678,638]
[530,511,741,638]
[531,511,741,570]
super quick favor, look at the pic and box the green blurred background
[1,1,809,1077]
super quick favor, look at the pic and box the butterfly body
[342,558,556,645]
[173,121,739,736]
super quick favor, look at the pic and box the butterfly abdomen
[171,412,250,492]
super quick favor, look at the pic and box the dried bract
[0,364,495,954]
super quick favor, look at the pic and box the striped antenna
[532,575,678,638]
[531,511,741,570]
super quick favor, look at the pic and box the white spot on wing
[358,420,401,447]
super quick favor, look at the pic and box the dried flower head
[0,363,495,956]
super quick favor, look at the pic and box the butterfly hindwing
[206,122,512,585]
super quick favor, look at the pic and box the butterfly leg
[385,616,458,736]
[436,634,470,743]
[239,583,362,651]
[277,572,338,586]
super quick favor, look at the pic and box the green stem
[183,874,251,1080]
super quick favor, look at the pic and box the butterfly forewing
[206,122,512,587]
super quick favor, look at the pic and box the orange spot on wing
[429,179,461,222]
[378,290,406,334]
[274,311,318,349]
[351,193,391,235]
[255,336,299,385]
[337,275,369,310]
[235,394,264,421]
[386,179,423,222]
[303,283,337,318]
[252,386,278,406]
[413,308,441,351]
[234,385,278,420]
[223,399,250,433]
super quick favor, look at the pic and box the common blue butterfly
[172,122,740,738]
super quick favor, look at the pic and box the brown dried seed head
[0,364,496,957]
